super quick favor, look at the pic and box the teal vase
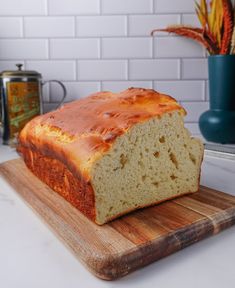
[199,55,235,144]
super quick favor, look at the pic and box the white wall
[0,0,210,137]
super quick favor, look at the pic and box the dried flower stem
[230,5,235,53]
[151,26,219,54]
[220,0,234,54]
[151,25,202,36]
[203,30,220,54]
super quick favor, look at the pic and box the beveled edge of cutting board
[92,207,235,279]
[1,158,235,280]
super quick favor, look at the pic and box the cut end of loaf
[91,110,204,225]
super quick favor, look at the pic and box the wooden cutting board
[1,158,235,280]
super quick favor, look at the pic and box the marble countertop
[0,145,235,288]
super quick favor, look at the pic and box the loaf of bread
[18,88,204,225]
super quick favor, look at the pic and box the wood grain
[1,158,235,280]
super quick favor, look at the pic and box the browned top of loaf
[18,88,185,179]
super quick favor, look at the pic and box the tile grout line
[0,35,201,40]
[126,14,129,37]
[0,57,208,62]
[152,32,155,59]
[21,16,26,69]
[127,59,130,81]
[74,16,77,38]
[179,58,183,79]
[45,0,49,15]
[179,13,182,25]
[152,0,155,13]
[0,12,197,17]
[99,38,102,59]
[99,0,102,15]
[204,80,207,102]
[21,17,25,38]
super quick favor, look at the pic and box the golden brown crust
[18,88,185,181]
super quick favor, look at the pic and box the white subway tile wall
[154,37,205,58]
[182,14,200,26]
[0,0,47,16]
[182,59,208,79]
[48,0,100,15]
[0,0,208,137]
[77,60,128,80]
[182,102,209,122]
[129,59,180,80]
[50,39,100,59]
[101,0,153,14]
[154,80,205,101]
[26,61,76,80]
[129,15,180,36]
[102,81,153,92]
[24,17,75,38]
[0,39,48,59]
[0,18,23,37]
[154,0,195,13]
[76,16,127,37]
[102,38,152,59]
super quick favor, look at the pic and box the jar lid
[0,64,42,78]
